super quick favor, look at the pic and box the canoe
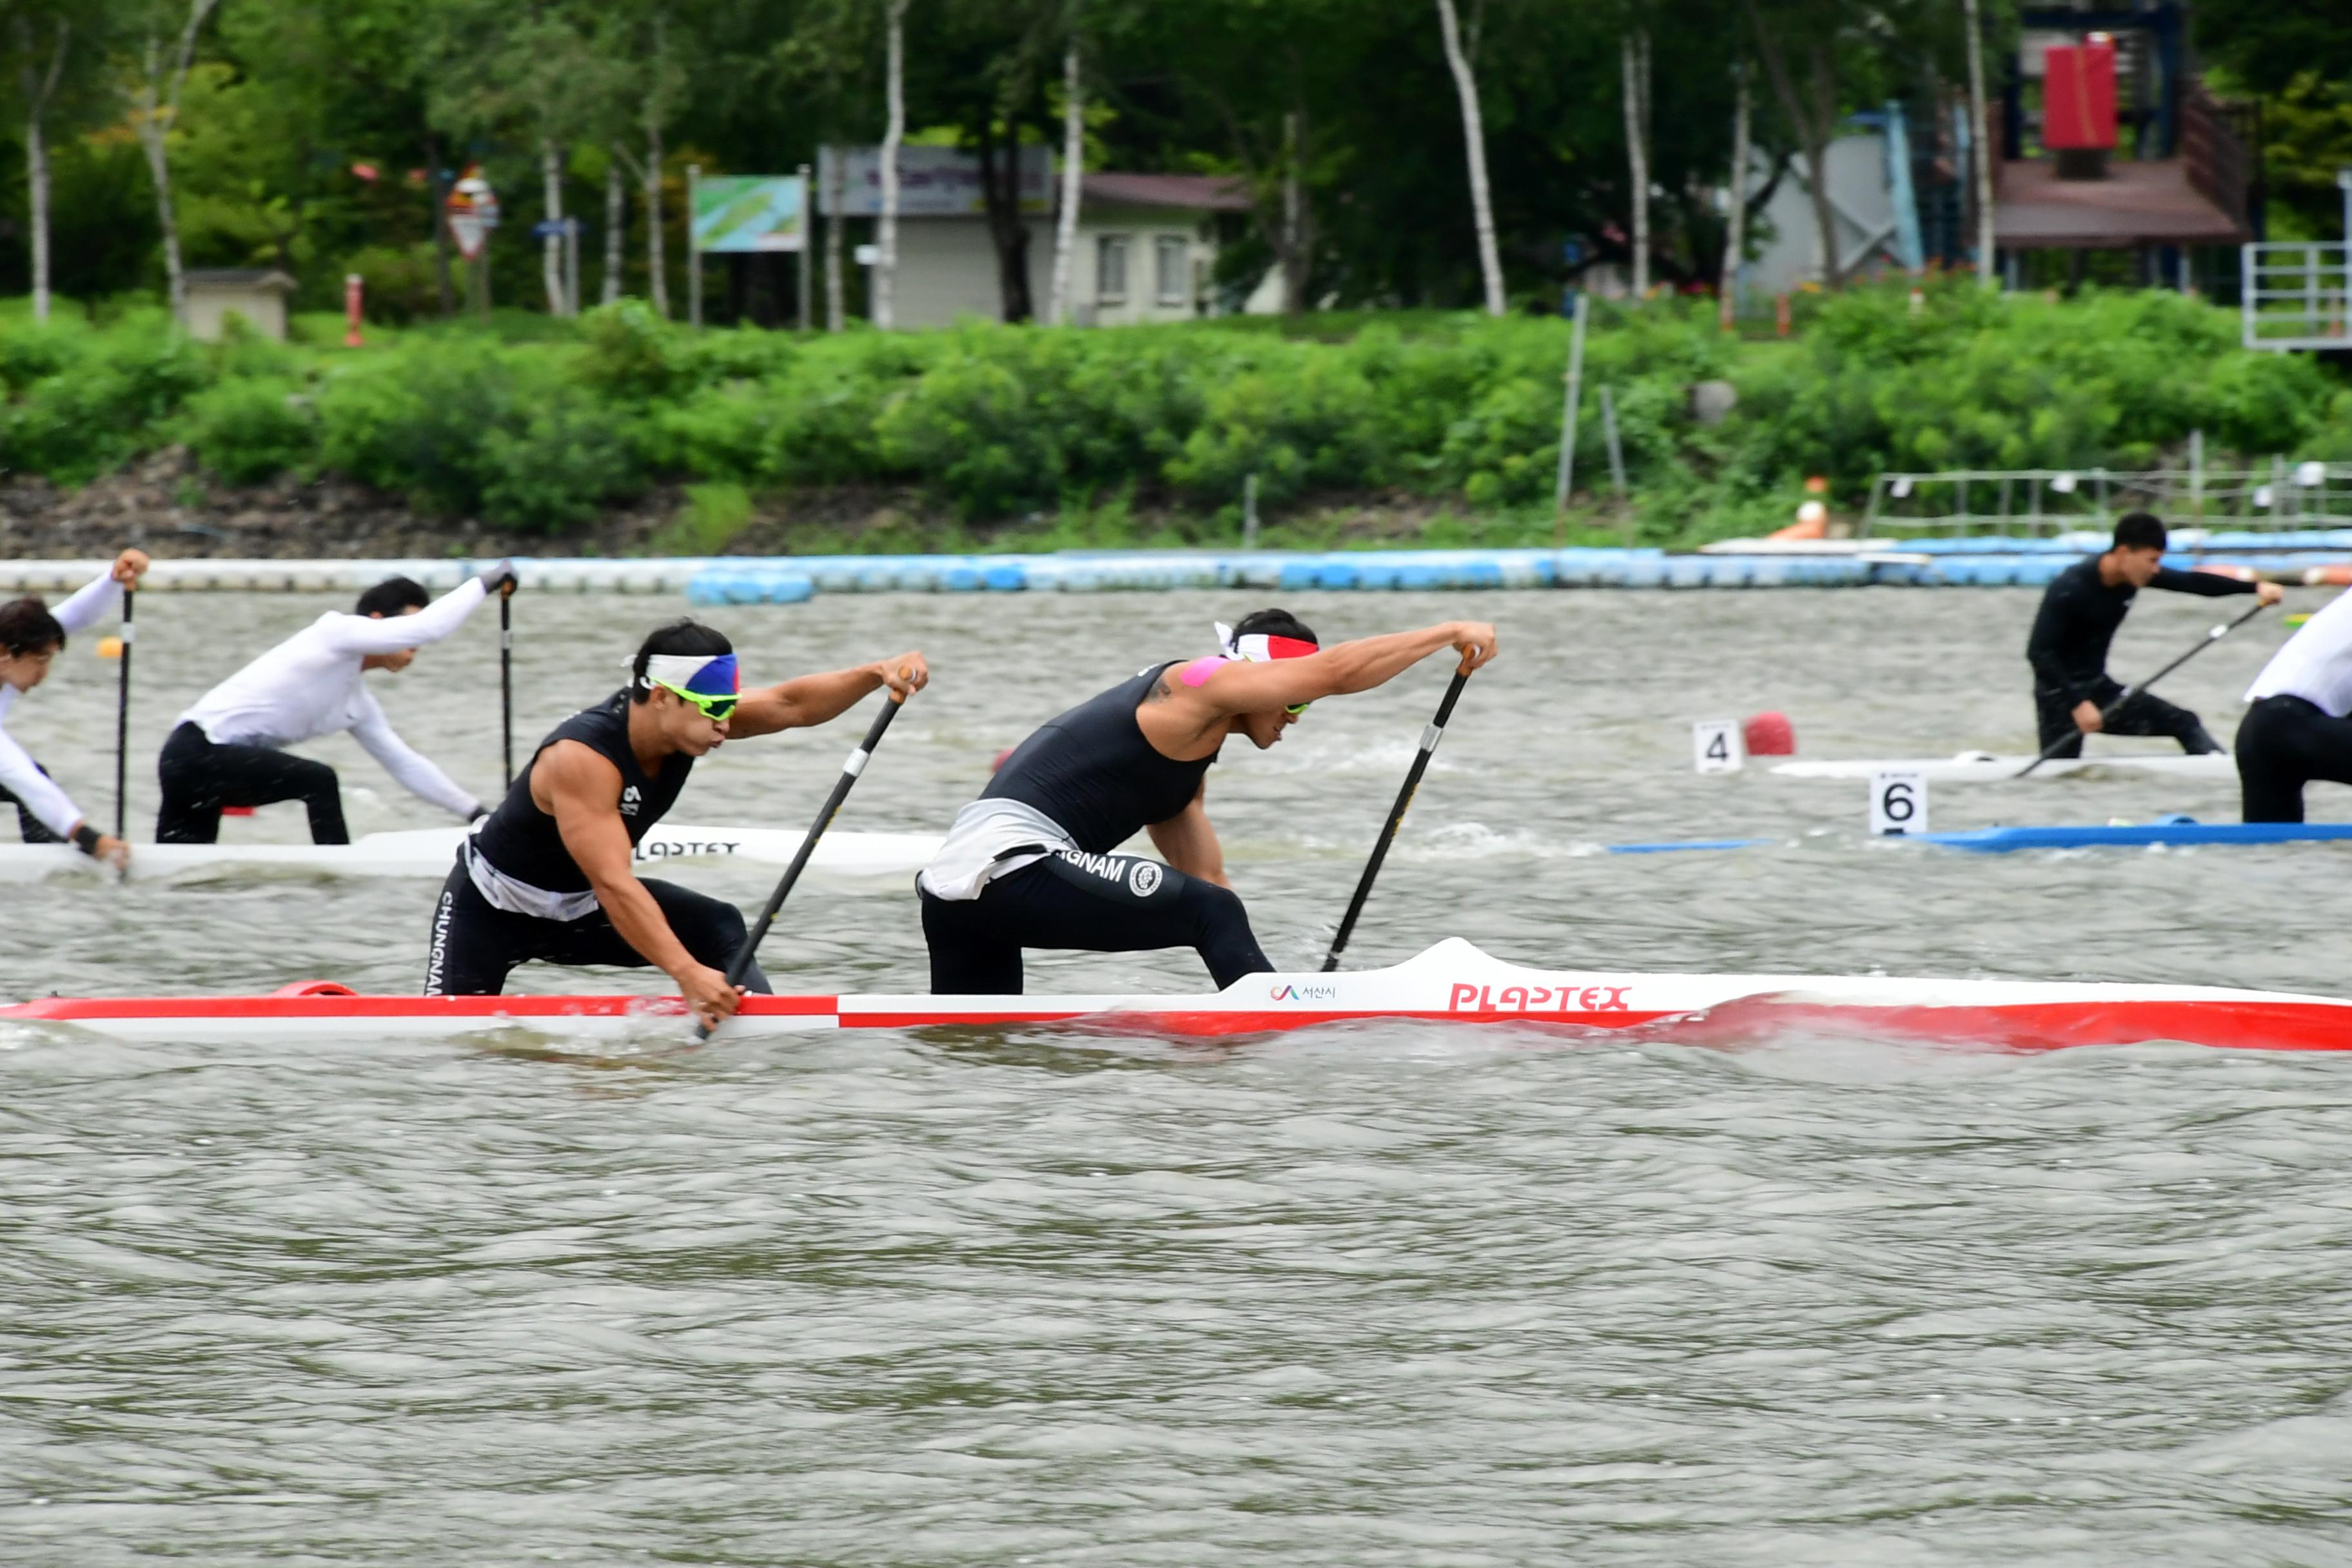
[0,825,943,885]
[6,939,2346,1052]
[1770,752,2235,784]
[1609,821,2352,855]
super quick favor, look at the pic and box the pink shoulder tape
[1177,656,1229,687]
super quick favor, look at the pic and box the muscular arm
[727,651,928,738]
[1142,622,1497,754]
[1145,783,1227,887]
[536,741,700,979]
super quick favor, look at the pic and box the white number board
[1692,719,1743,774]
[1868,770,1928,836]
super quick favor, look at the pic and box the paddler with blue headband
[916,609,1497,994]
[425,618,926,1028]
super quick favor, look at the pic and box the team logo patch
[620,785,643,818]
[1128,861,1163,897]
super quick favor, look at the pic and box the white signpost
[1868,769,1929,836]
[1692,719,1743,774]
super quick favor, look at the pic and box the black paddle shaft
[1321,666,1475,972]
[698,695,905,1037]
[2014,598,2270,779]
[499,589,514,789]
[113,587,134,839]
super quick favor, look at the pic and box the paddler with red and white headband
[424,618,927,1028]
[917,609,1499,993]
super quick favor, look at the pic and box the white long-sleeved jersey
[2248,587,2352,718]
[0,568,126,839]
[176,578,489,818]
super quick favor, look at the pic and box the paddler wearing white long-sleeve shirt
[2238,587,2352,823]
[0,548,148,868]
[155,562,516,845]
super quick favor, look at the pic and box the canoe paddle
[1321,661,1476,972]
[498,584,515,789]
[696,687,909,1039]
[113,587,134,838]
[2014,598,2272,779]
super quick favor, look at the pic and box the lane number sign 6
[1868,770,1928,836]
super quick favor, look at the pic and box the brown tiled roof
[1080,172,1253,213]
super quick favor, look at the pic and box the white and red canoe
[6,939,2349,1052]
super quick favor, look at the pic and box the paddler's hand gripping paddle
[2014,598,2271,779]
[1321,656,1477,972]
[695,685,909,1039]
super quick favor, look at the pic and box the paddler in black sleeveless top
[917,609,1499,993]
[425,619,927,1028]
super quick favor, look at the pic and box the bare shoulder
[533,739,623,811]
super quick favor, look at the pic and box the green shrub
[182,375,317,482]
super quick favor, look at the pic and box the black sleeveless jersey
[471,690,693,892]
[981,662,1218,852]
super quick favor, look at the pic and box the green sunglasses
[652,678,739,721]
[1285,700,1312,716]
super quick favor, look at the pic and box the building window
[1155,237,1189,306]
[1097,236,1130,304]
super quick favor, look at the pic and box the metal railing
[2242,241,2351,350]
[1865,460,2352,536]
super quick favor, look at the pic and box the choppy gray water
[6,587,2352,1563]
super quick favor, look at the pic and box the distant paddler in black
[2026,511,2278,758]
[2237,587,2352,822]
[0,547,148,867]
[424,620,928,1030]
[917,610,1500,994]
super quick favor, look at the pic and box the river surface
[6,586,2352,1563]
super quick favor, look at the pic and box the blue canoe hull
[1608,823,2352,855]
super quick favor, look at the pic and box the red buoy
[1743,711,1796,756]
[990,748,1015,774]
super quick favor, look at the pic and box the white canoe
[1770,752,2236,784]
[0,825,943,885]
[6,938,2346,1052]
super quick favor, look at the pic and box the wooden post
[1551,291,1590,542]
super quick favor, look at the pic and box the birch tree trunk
[873,0,909,330]
[643,120,668,316]
[541,141,568,315]
[1280,109,1310,315]
[1719,64,1750,329]
[132,0,218,326]
[17,18,69,324]
[603,152,625,304]
[1047,34,1083,326]
[825,153,846,331]
[1622,30,1651,302]
[1435,0,1505,317]
[1963,0,1997,291]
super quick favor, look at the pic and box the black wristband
[71,824,102,857]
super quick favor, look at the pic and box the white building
[821,147,1252,328]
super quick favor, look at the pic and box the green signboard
[692,175,807,253]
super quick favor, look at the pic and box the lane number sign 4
[1693,720,1743,774]
[1869,770,1928,836]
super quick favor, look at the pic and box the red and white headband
[1215,622,1317,663]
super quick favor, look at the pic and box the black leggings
[919,850,1272,995]
[424,860,772,997]
[2236,694,2352,823]
[0,761,64,844]
[2033,678,2221,759]
[156,721,348,845]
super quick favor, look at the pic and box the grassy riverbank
[3,282,2347,553]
